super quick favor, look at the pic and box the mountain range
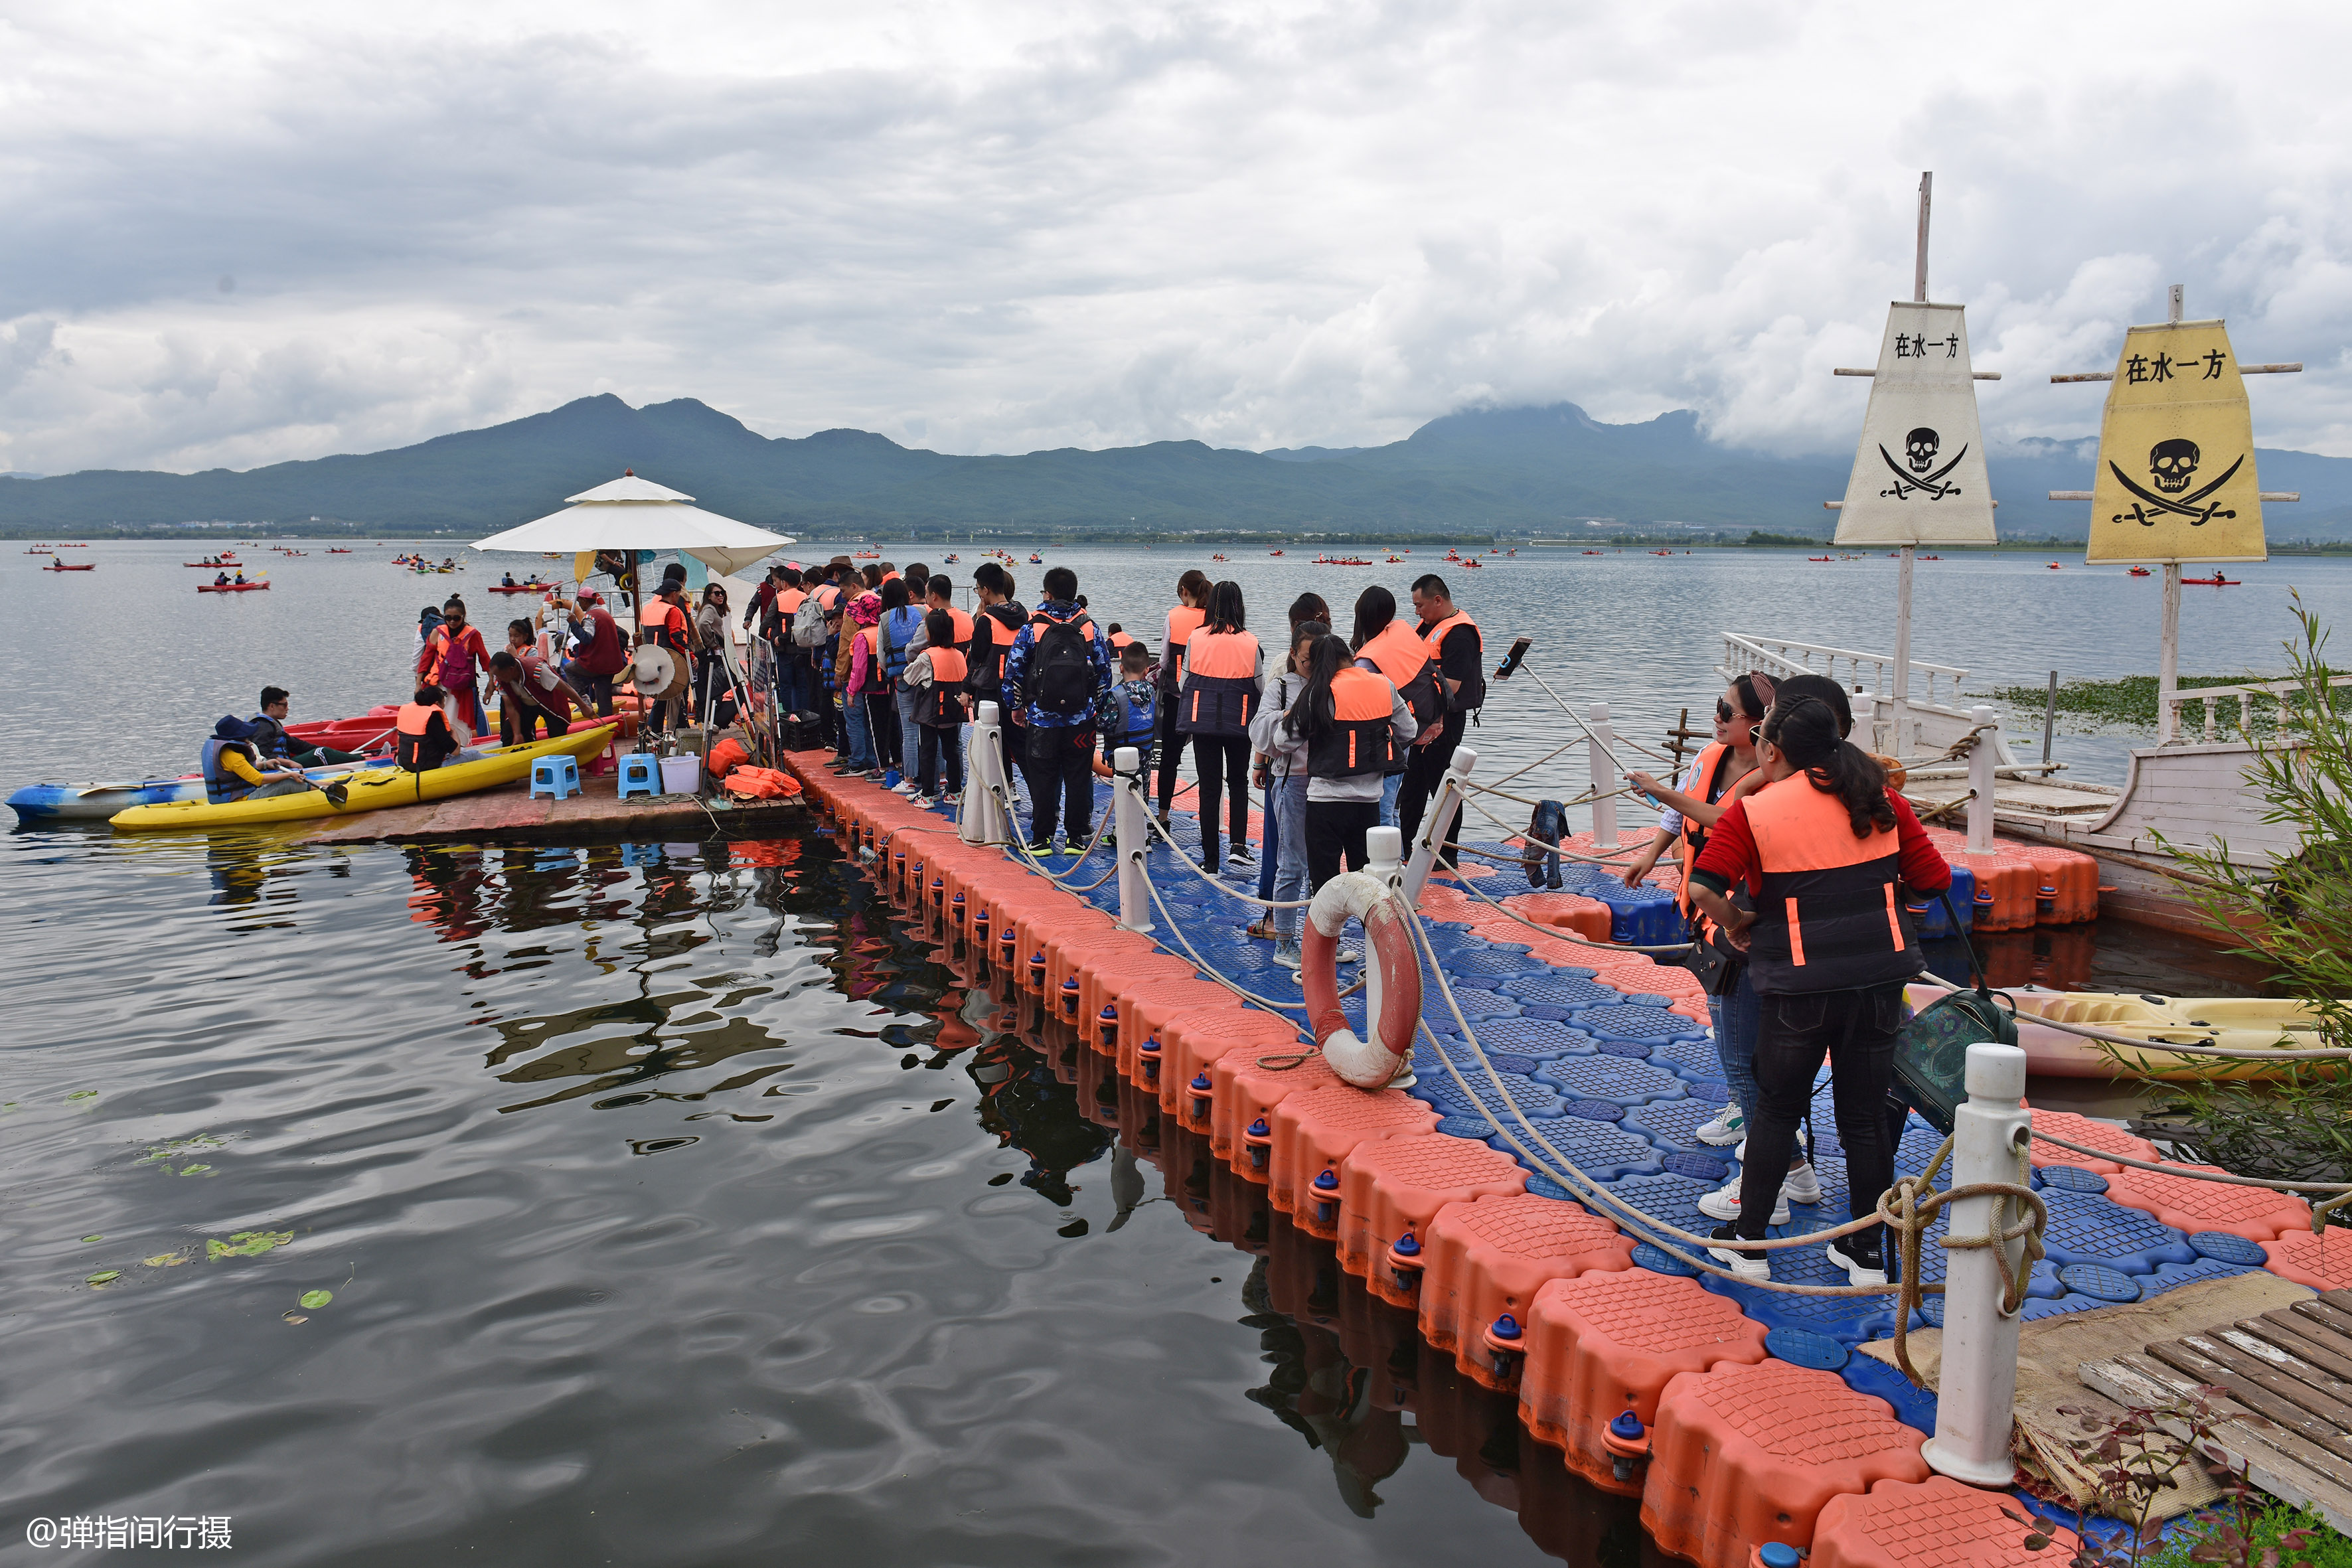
[7,394,2352,542]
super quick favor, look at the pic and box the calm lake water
[0,538,2316,1564]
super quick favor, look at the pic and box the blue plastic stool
[617,753,661,802]
[530,755,582,801]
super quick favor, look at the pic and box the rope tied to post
[1877,1131,2048,1391]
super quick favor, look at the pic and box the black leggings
[1306,799,1381,888]
[1188,732,1251,866]
[1154,694,1189,814]
[1735,982,1905,1243]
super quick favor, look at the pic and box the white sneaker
[1699,1178,1789,1227]
[1273,944,1302,971]
[1693,1108,1745,1146]
[943,791,962,806]
[1827,1235,1888,1287]
[1782,1160,1822,1206]
[1707,1225,1771,1281]
[892,781,922,797]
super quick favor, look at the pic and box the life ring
[1303,870,1421,1088]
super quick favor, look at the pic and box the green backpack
[1893,892,2020,1135]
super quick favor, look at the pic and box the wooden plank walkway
[304,769,805,845]
[2081,1288,2352,1530]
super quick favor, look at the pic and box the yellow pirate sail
[2084,320,2266,563]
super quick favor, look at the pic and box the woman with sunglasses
[1622,676,1798,1184]
[1682,694,1951,1289]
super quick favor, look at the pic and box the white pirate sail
[1833,301,1997,546]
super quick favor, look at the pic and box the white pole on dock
[1966,703,1998,856]
[1922,1041,2032,1488]
[960,702,1012,847]
[1113,745,1152,933]
[1587,706,1619,850]
[1403,747,1476,903]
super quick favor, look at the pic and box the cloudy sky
[4,0,2350,475]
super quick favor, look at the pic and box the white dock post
[1587,705,1619,850]
[1402,747,1475,903]
[1922,1041,2032,1486]
[960,702,1012,847]
[1965,704,1998,856]
[1113,745,1152,932]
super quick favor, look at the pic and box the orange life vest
[1417,609,1484,711]
[1674,742,1741,918]
[977,604,1020,683]
[1165,605,1207,680]
[1308,668,1397,778]
[776,587,807,615]
[394,701,443,772]
[1178,628,1260,738]
[935,605,975,647]
[1741,774,1918,996]
[1356,620,1443,730]
[924,648,969,726]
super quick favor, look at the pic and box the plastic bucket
[659,754,702,795]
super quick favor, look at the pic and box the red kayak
[488,582,553,595]
[198,582,269,593]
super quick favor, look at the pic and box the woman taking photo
[1154,570,1213,827]
[1177,580,1261,874]
[1287,631,1417,892]
[1684,695,1950,1289]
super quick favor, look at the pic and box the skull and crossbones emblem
[1879,426,1966,500]
[2108,440,2243,526]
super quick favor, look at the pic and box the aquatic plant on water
[2122,597,2351,1215]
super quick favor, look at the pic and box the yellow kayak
[1905,983,2325,1081]
[110,727,615,832]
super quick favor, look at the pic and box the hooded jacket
[1000,599,1111,730]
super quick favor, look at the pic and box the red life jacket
[1308,668,1397,778]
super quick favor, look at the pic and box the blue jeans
[896,686,923,775]
[1707,968,1762,1130]
[844,692,874,769]
[1270,775,1310,941]
[1379,771,1402,828]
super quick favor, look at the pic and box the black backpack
[1027,616,1098,718]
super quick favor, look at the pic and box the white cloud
[4,0,2352,473]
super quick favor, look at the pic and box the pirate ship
[1723,175,2319,933]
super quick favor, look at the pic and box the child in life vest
[1097,641,1158,771]
[902,608,968,803]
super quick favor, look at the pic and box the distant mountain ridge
[7,394,2352,540]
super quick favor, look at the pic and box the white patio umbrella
[470,472,795,578]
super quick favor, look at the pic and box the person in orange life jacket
[1622,674,1772,1158]
[920,574,975,652]
[1248,619,1332,967]
[416,595,491,739]
[491,617,588,744]
[1348,586,1441,831]
[1395,574,1483,870]
[1153,569,1214,826]
[840,589,888,775]
[1686,697,1950,1288]
[201,716,313,803]
[901,609,969,803]
[1002,565,1111,853]
[1177,580,1263,875]
[394,685,486,772]
[636,580,698,736]
[562,591,627,718]
[854,578,910,775]
[1289,631,1417,894]
[967,562,1027,791]
[249,686,364,766]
